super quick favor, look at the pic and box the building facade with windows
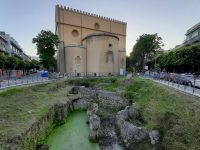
[0,33,8,54]
[0,31,30,60]
[56,5,126,76]
[184,22,200,46]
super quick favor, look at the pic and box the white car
[194,78,200,88]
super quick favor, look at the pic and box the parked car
[165,73,178,82]
[178,74,200,88]
[171,73,181,83]
[185,75,200,88]
[194,78,200,88]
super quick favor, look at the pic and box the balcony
[184,34,200,46]
[0,45,6,52]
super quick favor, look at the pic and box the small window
[121,58,125,66]
[72,30,79,37]
[75,56,81,65]
[106,51,114,64]
[108,43,112,47]
[94,23,100,29]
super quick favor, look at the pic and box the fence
[59,72,121,78]
[141,72,200,97]
[0,70,124,89]
[0,69,50,89]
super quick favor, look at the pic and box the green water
[45,111,100,150]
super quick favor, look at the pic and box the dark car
[178,74,192,85]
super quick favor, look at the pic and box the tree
[32,30,59,71]
[130,33,163,70]
[5,56,18,69]
[150,45,200,73]
[31,59,40,70]
[17,59,25,70]
[126,56,134,72]
[0,53,7,69]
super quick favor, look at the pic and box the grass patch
[0,88,24,96]
[67,77,119,90]
[0,80,71,147]
[124,77,200,149]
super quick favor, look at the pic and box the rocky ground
[72,86,159,150]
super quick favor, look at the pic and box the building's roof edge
[82,32,119,41]
[186,22,200,35]
[118,49,126,52]
[56,4,127,25]
[64,44,85,48]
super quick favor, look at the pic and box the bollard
[184,81,186,91]
[8,77,10,86]
[193,78,195,94]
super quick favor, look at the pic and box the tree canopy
[0,53,7,69]
[0,53,40,73]
[148,45,200,73]
[129,33,163,70]
[32,30,60,71]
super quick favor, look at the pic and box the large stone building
[55,5,127,76]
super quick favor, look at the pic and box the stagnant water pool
[45,111,99,150]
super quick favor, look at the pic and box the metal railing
[60,72,120,78]
[0,70,51,89]
[0,74,49,89]
[184,34,200,45]
[141,72,200,97]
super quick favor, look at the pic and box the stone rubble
[76,86,159,150]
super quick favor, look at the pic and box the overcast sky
[0,0,199,56]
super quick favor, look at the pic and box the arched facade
[81,33,119,76]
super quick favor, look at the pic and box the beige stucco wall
[118,50,126,73]
[82,15,111,32]
[65,46,86,75]
[82,34,119,75]
[63,25,81,45]
[55,5,126,49]
[57,42,65,73]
